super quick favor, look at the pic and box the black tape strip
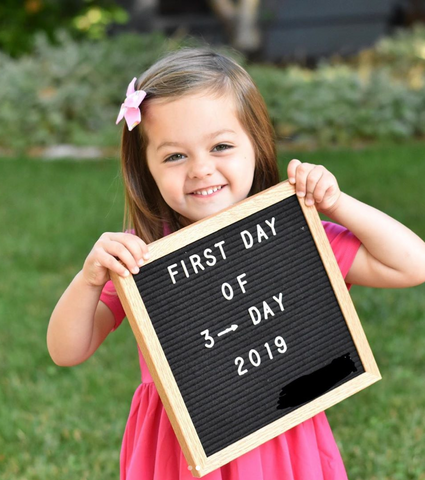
[277,354,357,409]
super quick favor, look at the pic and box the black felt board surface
[134,194,364,457]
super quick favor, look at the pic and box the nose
[187,154,215,179]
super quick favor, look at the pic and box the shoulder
[322,221,361,281]
[322,221,361,250]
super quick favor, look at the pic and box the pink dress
[100,222,361,480]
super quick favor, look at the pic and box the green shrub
[0,0,129,58]
[251,25,425,145]
[2,26,425,152]
[0,31,181,151]
[249,63,425,146]
[358,23,425,80]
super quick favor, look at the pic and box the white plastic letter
[273,293,285,312]
[204,248,216,266]
[265,217,276,236]
[167,264,179,284]
[263,301,275,320]
[237,273,248,294]
[240,230,254,249]
[248,306,261,325]
[257,224,269,243]
[200,329,215,348]
[221,282,234,300]
[189,254,205,274]
[214,240,227,260]
[181,260,190,278]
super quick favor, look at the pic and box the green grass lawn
[1,143,424,479]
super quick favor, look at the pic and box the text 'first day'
[167,217,277,284]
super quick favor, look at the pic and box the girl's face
[144,92,256,225]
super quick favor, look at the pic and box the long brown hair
[120,48,280,243]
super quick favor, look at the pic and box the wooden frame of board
[110,181,381,477]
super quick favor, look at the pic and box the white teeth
[193,186,222,195]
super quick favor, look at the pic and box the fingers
[105,232,150,265]
[288,159,340,210]
[92,246,133,278]
[86,232,150,283]
[102,233,150,275]
[287,158,301,184]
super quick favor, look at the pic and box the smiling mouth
[190,185,224,196]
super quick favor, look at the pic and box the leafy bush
[0,0,128,58]
[248,24,425,146]
[353,23,425,83]
[2,25,425,152]
[250,63,425,146]
[0,31,182,151]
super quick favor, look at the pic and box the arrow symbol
[217,324,239,337]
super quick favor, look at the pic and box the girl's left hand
[287,159,341,214]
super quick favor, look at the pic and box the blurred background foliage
[0,31,178,151]
[0,0,128,57]
[2,22,425,152]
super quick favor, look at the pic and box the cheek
[237,152,256,183]
[146,154,169,194]
[227,160,255,197]
[239,141,256,174]
[155,175,171,197]
[156,173,184,206]
[145,162,167,199]
[242,156,256,193]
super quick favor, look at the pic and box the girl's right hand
[82,232,150,287]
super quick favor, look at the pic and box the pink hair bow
[116,77,146,131]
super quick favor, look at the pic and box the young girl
[47,48,425,480]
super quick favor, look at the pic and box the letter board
[110,181,381,477]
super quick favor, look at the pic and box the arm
[288,159,425,289]
[47,272,115,366]
[47,232,149,366]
